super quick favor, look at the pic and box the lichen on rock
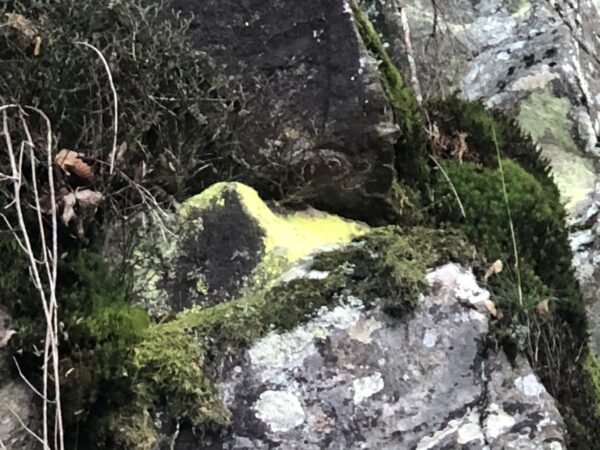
[132,182,368,316]
[119,210,471,445]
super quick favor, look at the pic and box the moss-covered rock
[133,182,368,316]
[116,224,472,446]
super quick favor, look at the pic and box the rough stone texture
[171,263,565,449]
[131,182,367,318]
[167,0,401,221]
[0,308,38,450]
[361,0,600,350]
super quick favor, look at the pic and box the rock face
[132,182,367,317]
[0,307,38,450]
[361,0,600,349]
[173,263,565,449]
[167,0,400,221]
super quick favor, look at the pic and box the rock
[166,0,402,221]
[171,263,565,449]
[360,0,600,351]
[0,382,40,450]
[132,182,368,317]
[0,308,39,450]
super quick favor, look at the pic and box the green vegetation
[0,0,232,215]
[426,97,555,189]
[433,159,574,294]
[428,98,596,447]
[1,1,599,448]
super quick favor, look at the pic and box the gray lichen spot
[514,373,544,397]
[484,403,516,440]
[352,372,384,404]
[254,390,305,432]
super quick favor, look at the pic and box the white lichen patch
[348,318,382,344]
[353,372,384,404]
[457,421,485,445]
[514,373,544,397]
[254,390,305,432]
[457,411,485,445]
[249,328,317,374]
[249,303,363,383]
[422,330,438,348]
[426,264,490,310]
[511,71,559,91]
[485,403,516,439]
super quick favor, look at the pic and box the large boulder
[359,0,600,349]
[123,183,566,448]
[132,182,368,317]
[166,0,402,221]
[171,263,566,449]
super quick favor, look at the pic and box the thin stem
[492,126,523,308]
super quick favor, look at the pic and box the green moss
[582,350,600,419]
[123,225,471,437]
[434,159,574,296]
[106,410,157,450]
[552,349,600,448]
[130,327,230,427]
[426,96,555,191]
[351,1,429,189]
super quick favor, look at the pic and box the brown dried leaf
[483,299,499,318]
[33,35,42,56]
[484,259,503,282]
[55,149,95,183]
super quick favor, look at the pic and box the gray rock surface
[361,0,600,350]
[174,263,565,449]
[0,307,38,450]
[167,0,401,221]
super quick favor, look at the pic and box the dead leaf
[536,299,550,316]
[4,12,38,39]
[33,35,42,56]
[55,149,95,183]
[484,259,503,282]
[74,189,103,208]
[61,192,77,225]
[483,299,498,318]
[453,132,469,163]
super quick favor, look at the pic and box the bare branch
[75,42,119,174]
